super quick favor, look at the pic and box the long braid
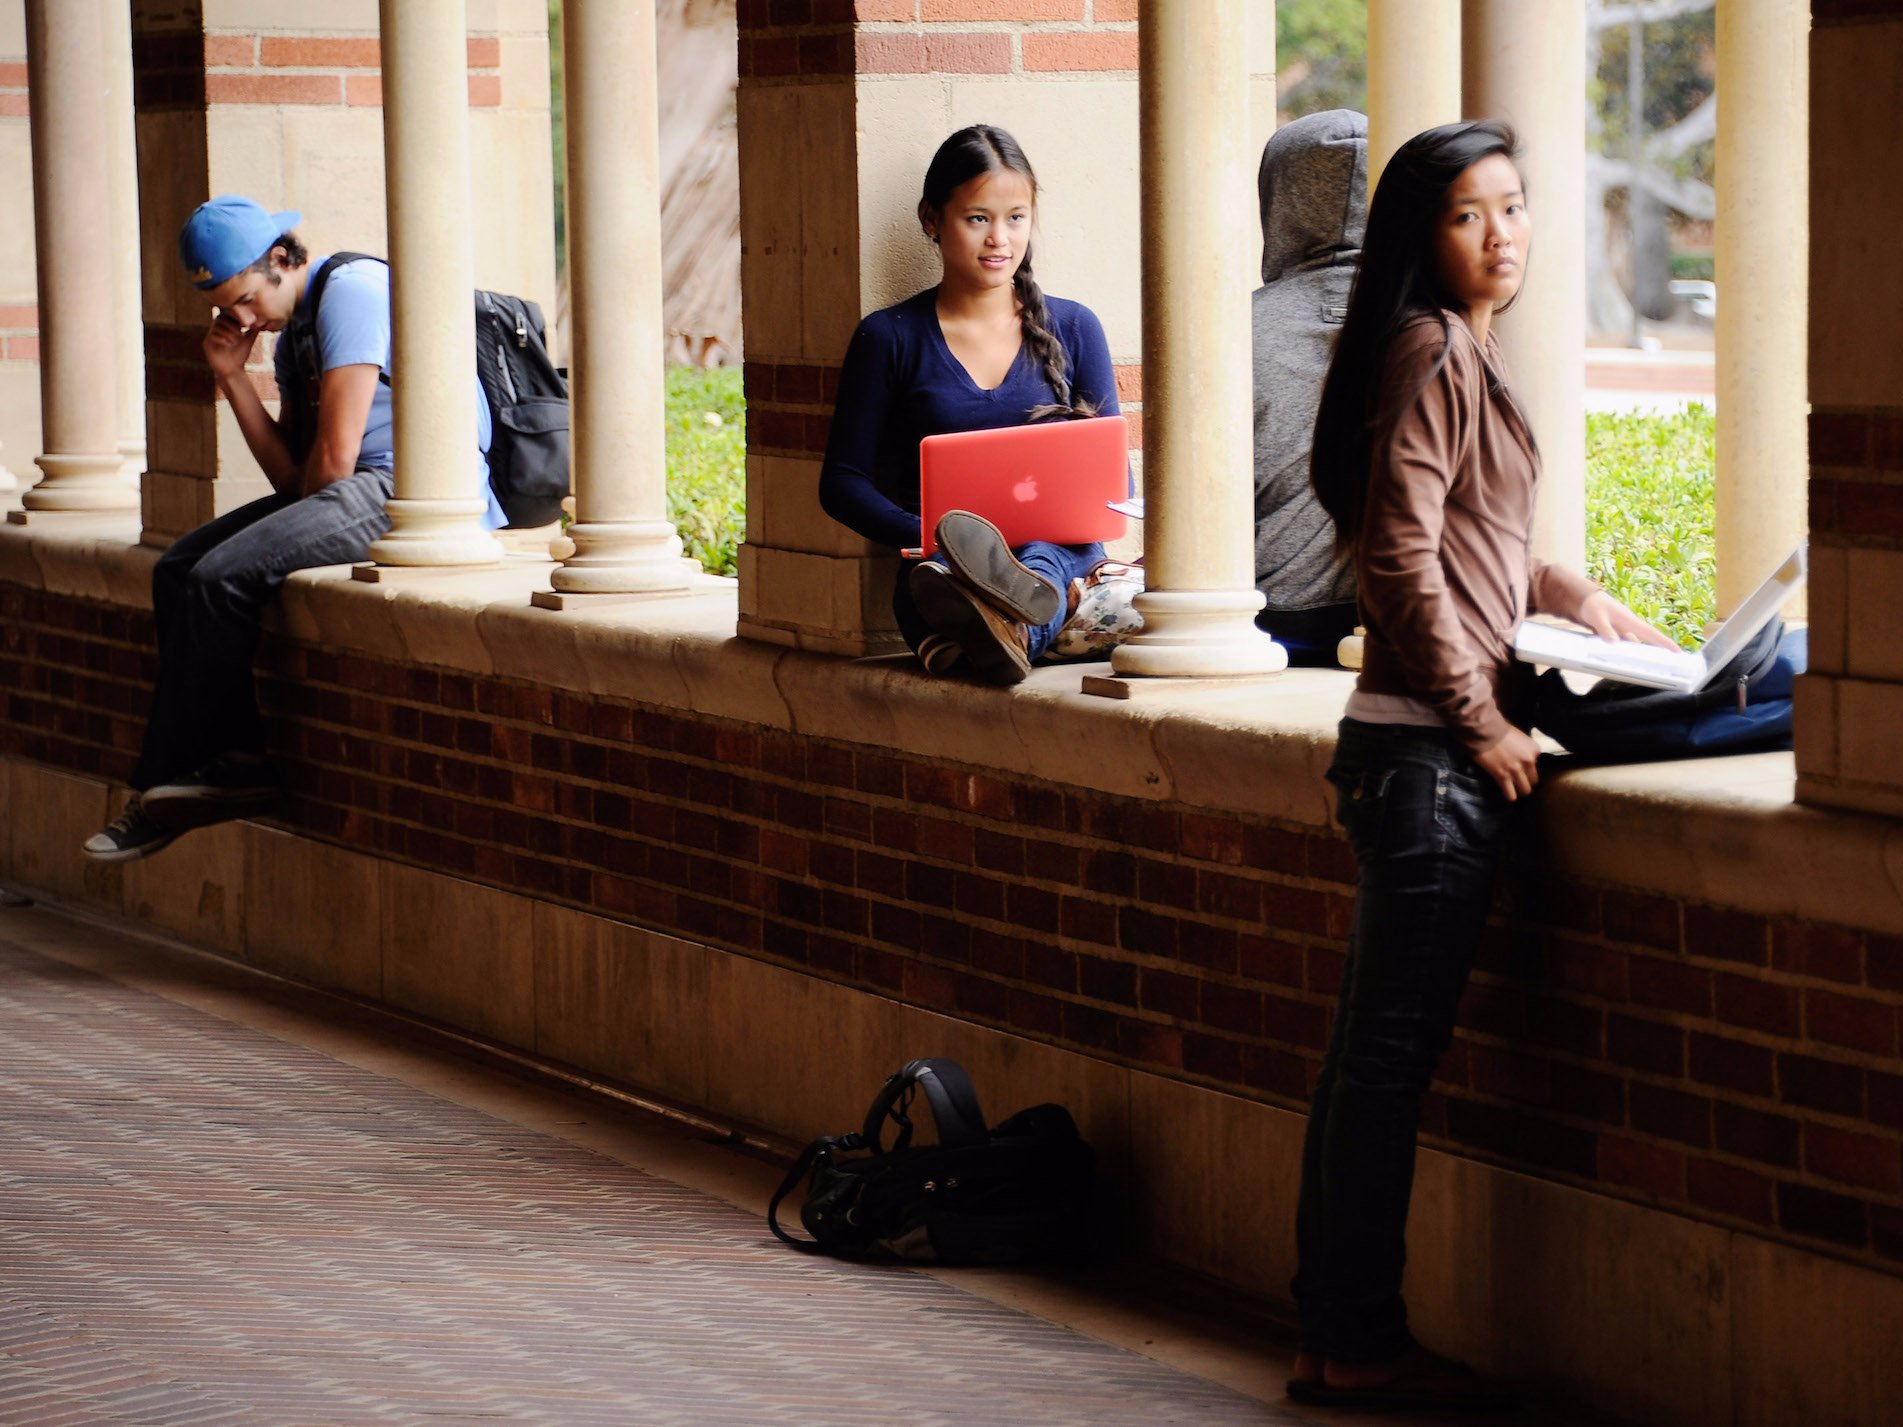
[1012,250,1070,406]
[1014,248,1098,421]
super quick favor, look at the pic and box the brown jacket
[1355,312,1598,755]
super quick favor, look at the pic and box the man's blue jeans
[893,539,1104,662]
[1292,717,1515,1364]
[129,466,395,791]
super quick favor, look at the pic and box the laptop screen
[1695,545,1807,681]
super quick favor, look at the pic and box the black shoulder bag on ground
[768,1058,1094,1265]
[286,253,571,528]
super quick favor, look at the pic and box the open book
[1512,546,1807,693]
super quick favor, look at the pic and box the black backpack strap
[294,251,393,385]
[856,1059,989,1157]
[857,1058,988,1152]
[906,1059,988,1148]
[860,1069,919,1155]
[767,1134,859,1253]
[281,251,389,467]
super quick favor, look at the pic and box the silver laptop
[1512,545,1807,693]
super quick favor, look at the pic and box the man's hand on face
[203,311,260,380]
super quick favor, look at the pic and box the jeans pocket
[1328,764,1395,859]
[1436,763,1511,852]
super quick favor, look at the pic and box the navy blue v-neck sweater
[817,287,1120,551]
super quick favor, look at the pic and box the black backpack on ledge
[768,1058,1094,1266]
[284,252,570,529]
[1533,617,1806,762]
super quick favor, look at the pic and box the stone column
[1101,0,1284,681]
[1715,0,1808,617]
[363,0,502,568]
[14,0,136,515]
[102,0,145,490]
[1463,0,1587,569]
[1366,0,1461,186]
[537,0,696,606]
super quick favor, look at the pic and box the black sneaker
[82,796,180,863]
[142,754,281,829]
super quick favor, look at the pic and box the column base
[117,438,147,487]
[532,562,708,609]
[22,451,140,511]
[366,498,506,567]
[1107,589,1288,679]
[548,518,700,596]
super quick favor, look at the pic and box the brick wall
[737,2,1141,83]
[133,30,502,110]
[0,302,36,365]
[5,577,1902,1275]
[0,57,24,119]
[1796,4,1903,819]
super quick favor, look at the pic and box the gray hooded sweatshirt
[1253,108,1366,614]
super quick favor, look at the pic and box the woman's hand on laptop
[1577,591,1678,648]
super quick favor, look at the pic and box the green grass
[664,366,746,577]
[1585,404,1716,647]
[654,368,1718,641]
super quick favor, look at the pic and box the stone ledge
[5,513,1900,936]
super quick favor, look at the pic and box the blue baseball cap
[178,194,303,291]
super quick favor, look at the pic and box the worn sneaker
[82,796,180,863]
[909,561,1032,686]
[142,754,281,829]
[934,510,1064,626]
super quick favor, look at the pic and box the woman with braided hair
[818,124,1124,683]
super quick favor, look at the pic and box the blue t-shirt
[277,255,504,529]
[817,287,1122,550]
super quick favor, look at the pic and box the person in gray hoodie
[1253,109,1367,664]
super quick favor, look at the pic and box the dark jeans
[1255,600,1358,667]
[894,539,1105,663]
[1292,717,1515,1364]
[129,466,395,791]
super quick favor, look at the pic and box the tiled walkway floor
[0,902,1580,1426]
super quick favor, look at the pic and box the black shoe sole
[935,511,1063,626]
[910,564,1031,686]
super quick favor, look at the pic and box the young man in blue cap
[83,195,501,862]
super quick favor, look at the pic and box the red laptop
[915,414,1129,559]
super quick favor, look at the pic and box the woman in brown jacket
[1286,121,1673,1410]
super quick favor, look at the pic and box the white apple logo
[1012,474,1038,502]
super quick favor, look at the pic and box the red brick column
[1797,0,1903,818]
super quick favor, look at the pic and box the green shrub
[664,365,747,577]
[1585,404,1716,647]
[1668,253,1714,282]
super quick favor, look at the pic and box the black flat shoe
[934,510,1062,626]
